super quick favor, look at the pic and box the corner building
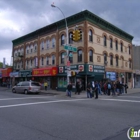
[12,10,133,91]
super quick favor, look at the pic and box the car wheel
[24,90,28,94]
[12,88,16,93]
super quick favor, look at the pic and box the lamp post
[51,3,69,85]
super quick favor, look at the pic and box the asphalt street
[0,89,140,140]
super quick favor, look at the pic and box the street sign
[64,45,77,52]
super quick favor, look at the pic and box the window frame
[110,55,113,66]
[89,30,93,42]
[77,49,82,62]
[89,50,93,62]
[104,35,107,46]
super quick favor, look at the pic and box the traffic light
[77,30,82,41]
[71,71,75,76]
[72,30,82,42]
[72,30,77,41]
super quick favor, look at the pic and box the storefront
[9,72,19,86]
[19,70,32,81]
[32,67,58,90]
[133,70,140,88]
[1,68,12,86]
[57,64,105,91]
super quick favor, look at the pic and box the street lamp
[51,3,69,85]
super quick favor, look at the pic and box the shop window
[58,77,67,87]
[89,30,93,42]
[61,34,65,45]
[89,50,93,62]
[69,32,73,44]
[104,35,107,46]
[77,49,82,62]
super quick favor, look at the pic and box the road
[0,89,140,140]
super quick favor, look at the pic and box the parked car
[12,81,41,94]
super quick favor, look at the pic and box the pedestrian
[111,81,116,96]
[107,82,111,96]
[87,82,92,98]
[67,82,72,97]
[44,81,48,90]
[91,81,95,97]
[94,81,98,99]
[124,83,128,93]
[75,80,80,94]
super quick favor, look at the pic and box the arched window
[89,30,93,42]
[41,57,44,66]
[110,55,113,65]
[61,52,65,64]
[34,43,37,52]
[61,34,65,45]
[129,46,131,55]
[52,55,55,65]
[120,43,123,52]
[104,53,107,65]
[40,41,44,50]
[69,51,73,63]
[77,49,82,62]
[52,38,55,48]
[129,60,131,68]
[115,40,118,50]
[110,38,113,48]
[116,56,119,66]
[30,59,33,66]
[26,46,29,54]
[104,35,107,46]
[30,45,33,53]
[46,56,49,65]
[69,32,73,44]
[26,60,29,68]
[89,50,93,62]
[46,40,50,49]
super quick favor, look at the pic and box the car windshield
[31,82,40,86]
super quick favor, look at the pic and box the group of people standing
[67,79,128,98]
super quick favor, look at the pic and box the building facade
[12,10,133,90]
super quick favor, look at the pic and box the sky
[0,0,140,65]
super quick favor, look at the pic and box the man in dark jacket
[67,82,72,97]
[75,81,80,94]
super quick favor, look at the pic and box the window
[69,51,73,63]
[89,50,93,62]
[110,55,113,65]
[129,60,131,68]
[21,61,23,68]
[77,49,82,62]
[110,38,113,48]
[61,34,65,45]
[31,82,40,86]
[69,32,73,44]
[116,56,119,66]
[31,48,33,53]
[41,57,44,65]
[41,41,44,50]
[27,49,29,54]
[52,55,55,65]
[115,40,118,50]
[104,53,107,65]
[104,35,107,46]
[89,30,93,42]
[120,43,123,52]
[52,38,55,48]
[61,52,65,64]
[46,40,50,49]
[46,57,49,65]
[129,46,131,55]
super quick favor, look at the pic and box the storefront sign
[78,65,84,72]
[9,72,19,77]
[19,70,32,77]
[89,65,93,72]
[2,68,12,77]
[32,67,57,76]
[59,67,64,73]
[94,65,104,69]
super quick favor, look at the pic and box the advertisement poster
[106,72,116,81]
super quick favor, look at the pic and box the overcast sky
[0,0,139,65]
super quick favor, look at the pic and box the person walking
[94,81,98,99]
[75,81,80,94]
[91,81,95,97]
[67,82,72,97]
[44,81,48,90]
[87,82,92,98]
[107,82,111,96]
[124,83,128,93]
